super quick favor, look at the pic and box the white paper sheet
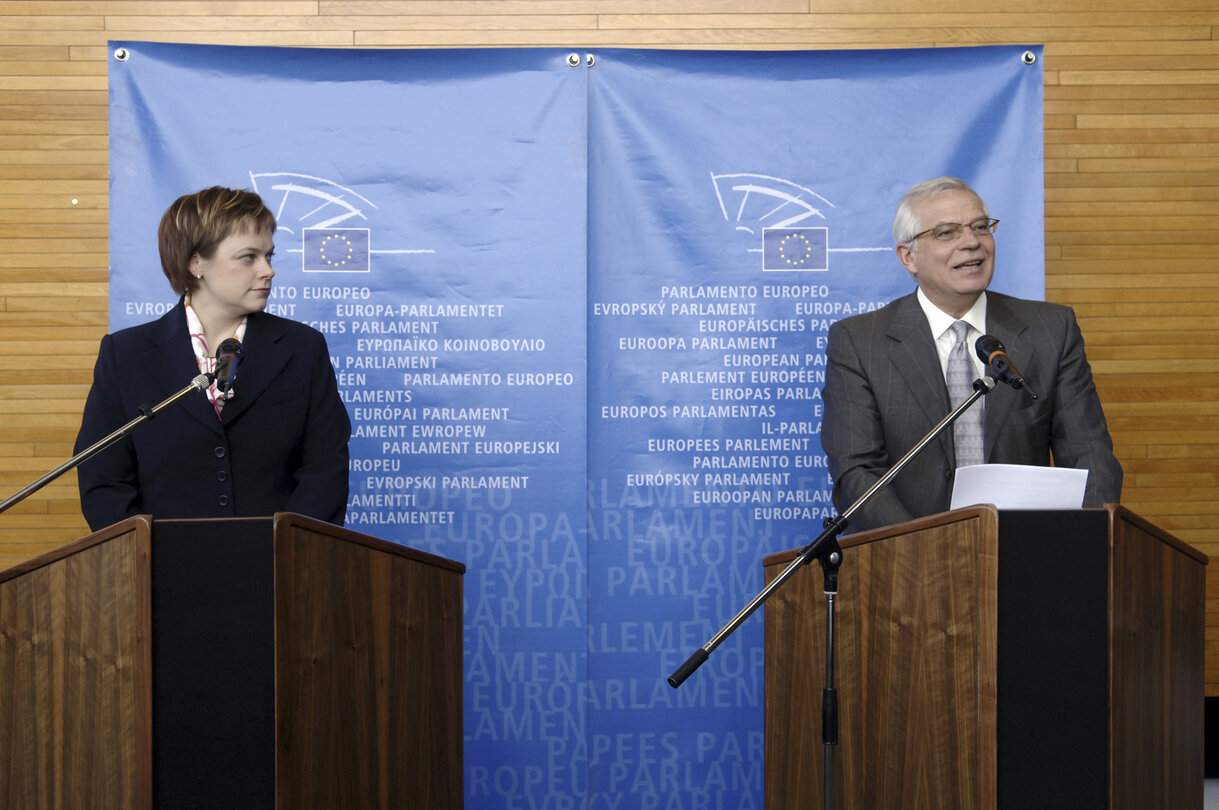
[949,463,1088,510]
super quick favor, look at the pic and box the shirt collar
[183,292,248,416]
[917,288,988,340]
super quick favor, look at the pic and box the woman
[74,187,351,531]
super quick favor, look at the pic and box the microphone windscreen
[214,339,243,393]
[216,338,243,360]
[975,334,1004,364]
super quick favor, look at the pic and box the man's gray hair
[892,176,989,250]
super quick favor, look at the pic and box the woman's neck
[187,296,244,351]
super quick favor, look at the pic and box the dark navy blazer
[75,301,351,531]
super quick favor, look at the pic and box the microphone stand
[668,375,996,810]
[0,373,215,515]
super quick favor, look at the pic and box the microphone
[975,335,1038,400]
[213,338,243,394]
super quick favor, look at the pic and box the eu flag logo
[303,228,370,272]
[763,227,828,271]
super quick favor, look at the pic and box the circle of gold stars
[778,232,812,267]
[318,233,354,267]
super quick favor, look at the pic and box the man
[821,176,1122,532]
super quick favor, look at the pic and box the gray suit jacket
[821,291,1122,532]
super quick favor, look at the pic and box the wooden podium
[0,513,464,809]
[763,505,1206,810]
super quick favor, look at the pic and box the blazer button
[214,446,226,458]
[217,470,228,482]
[218,495,230,507]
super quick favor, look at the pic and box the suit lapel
[142,302,224,436]
[219,313,291,426]
[982,294,1033,460]
[885,295,954,456]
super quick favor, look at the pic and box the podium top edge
[0,515,153,583]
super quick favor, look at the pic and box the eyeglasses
[907,218,999,243]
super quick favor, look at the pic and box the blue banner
[109,42,1042,809]
[585,47,1042,808]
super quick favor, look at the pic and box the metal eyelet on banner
[566,53,580,67]
[114,47,130,62]
[1022,51,1036,65]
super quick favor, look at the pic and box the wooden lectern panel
[1109,507,1206,809]
[764,507,1000,810]
[0,517,154,810]
[274,515,464,809]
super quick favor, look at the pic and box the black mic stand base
[816,524,843,810]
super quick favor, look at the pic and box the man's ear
[896,243,918,279]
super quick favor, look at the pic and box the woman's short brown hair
[158,187,277,293]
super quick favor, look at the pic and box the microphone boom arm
[667,373,996,810]
[0,372,214,515]
[668,374,998,688]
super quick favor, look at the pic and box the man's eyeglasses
[907,218,999,243]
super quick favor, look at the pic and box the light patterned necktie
[947,320,984,467]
